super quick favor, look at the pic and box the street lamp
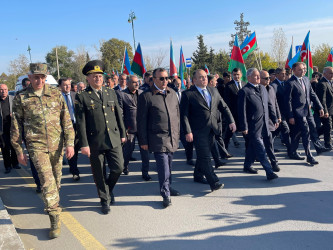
[128,11,136,52]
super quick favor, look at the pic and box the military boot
[49,212,61,239]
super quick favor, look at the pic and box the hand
[140,145,148,150]
[277,119,282,123]
[121,137,126,143]
[289,118,295,125]
[65,146,74,160]
[274,123,279,129]
[17,153,27,166]
[81,146,91,157]
[324,113,329,118]
[229,123,236,133]
[242,130,248,135]
[185,133,193,142]
[319,109,324,117]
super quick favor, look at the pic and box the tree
[229,13,251,52]
[45,46,74,79]
[72,46,89,83]
[144,49,167,72]
[271,28,287,68]
[192,34,209,71]
[100,38,133,74]
[259,51,278,70]
[214,49,230,75]
[312,43,331,72]
[8,54,30,76]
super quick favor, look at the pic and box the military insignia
[88,91,92,94]
[91,100,94,103]
[105,90,107,92]
[90,104,95,108]
[111,106,114,112]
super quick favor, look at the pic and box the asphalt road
[1,135,333,250]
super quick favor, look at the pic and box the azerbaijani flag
[170,40,178,77]
[325,47,333,67]
[228,34,247,82]
[240,32,257,60]
[112,68,115,75]
[121,47,132,75]
[204,64,210,75]
[288,31,313,78]
[179,46,186,89]
[131,43,146,77]
[285,44,293,69]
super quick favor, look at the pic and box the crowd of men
[1,59,332,239]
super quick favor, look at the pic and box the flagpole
[27,45,32,63]
[55,46,60,80]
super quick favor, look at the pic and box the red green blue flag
[179,46,186,89]
[131,43,146,77]
[204,64,210,75]
[325,47,333,67]
[228,34,247,82]
[285,44,293,69]
[240,32,257,60]
[170,40,178,77]
[121,47,132,75]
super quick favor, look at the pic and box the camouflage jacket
[11,84,75,155]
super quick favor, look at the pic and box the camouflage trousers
[29,150,63,214]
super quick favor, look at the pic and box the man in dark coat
[117,75,151,180]
[284,62,324,165]
[75,60,126,214]
[238,68,278,180]
[180,69,236,191]
[137,68,180,208]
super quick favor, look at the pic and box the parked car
[15,74,58,91]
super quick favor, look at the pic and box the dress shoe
[316,147,330,155]
[110,192,115,205]
[215,160,225,169]
[243,167,258,174]
[272,164,280,172]
[186,159,196,166]
[289,153,305,160]
[123,169,129,175]
[101,204,110,214]
[4,168,11,174]
[12,165,21,169]
[142,174,152,181]
[129,156,137,161]
[73,174,80,181]
[36,186,42,193]
[211,182,224,192]
[267,172,279,180]
[194,177,208,184]
[163,197,172,208]
[307,157,319,165]
[325,144,333,150]
[170,187,180,196]
[225,154,233,159]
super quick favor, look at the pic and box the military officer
[75,60,126,215]
[11,63,75,239]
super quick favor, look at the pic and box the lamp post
[128,11,137,52]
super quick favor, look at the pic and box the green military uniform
[75,84,126,207]
[11,82,75,214]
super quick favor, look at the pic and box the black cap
[82,60,105,76]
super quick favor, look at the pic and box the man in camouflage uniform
[11,63,75,239]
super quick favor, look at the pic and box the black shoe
[225,154,233,159]
[243,167,258,174]
[267,172,279,180]
[170,187,180,196]
[211,182,224,192]
[101,204,110,214]
[163,197,172,208]
[272,164,280,172]
[36,186,42,193]
[316,147,331,155]
[123,169,129,175]
[307,157,319,165]
[12,165,21,169]
[73,174,80,181]
[110,193,115,205]
[142,174,152,181]
[129,157,137,161]
[289,153,305,160]
[186,159,196,166]
[4,168,11,174]
[215,160,225,169]
[325,144,333,150]
[194,177,208,184]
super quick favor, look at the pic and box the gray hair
[246,68,259,78]
[126,74,138,83]
[323,66,333,74]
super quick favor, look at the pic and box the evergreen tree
[192,34,209,70]
[229,13,251,52]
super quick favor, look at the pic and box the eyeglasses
[155,77,169,81]
[261,77,270,80]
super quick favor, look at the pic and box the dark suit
[180,85,234,189]
[117,88,150,176]
[223,79,242,148]
[113,85,126,92]
[285,75,323,158]
[238,83,277,175]
[316,77,333,147]
[75,86,126,206]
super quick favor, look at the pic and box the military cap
[82,60,105,76]
[30,63,48,75]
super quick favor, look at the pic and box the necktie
[97,90,103,100]
[64,94,75,122]
[281,81,284,87]
[202,89,210,108]
[300,78,306,92]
